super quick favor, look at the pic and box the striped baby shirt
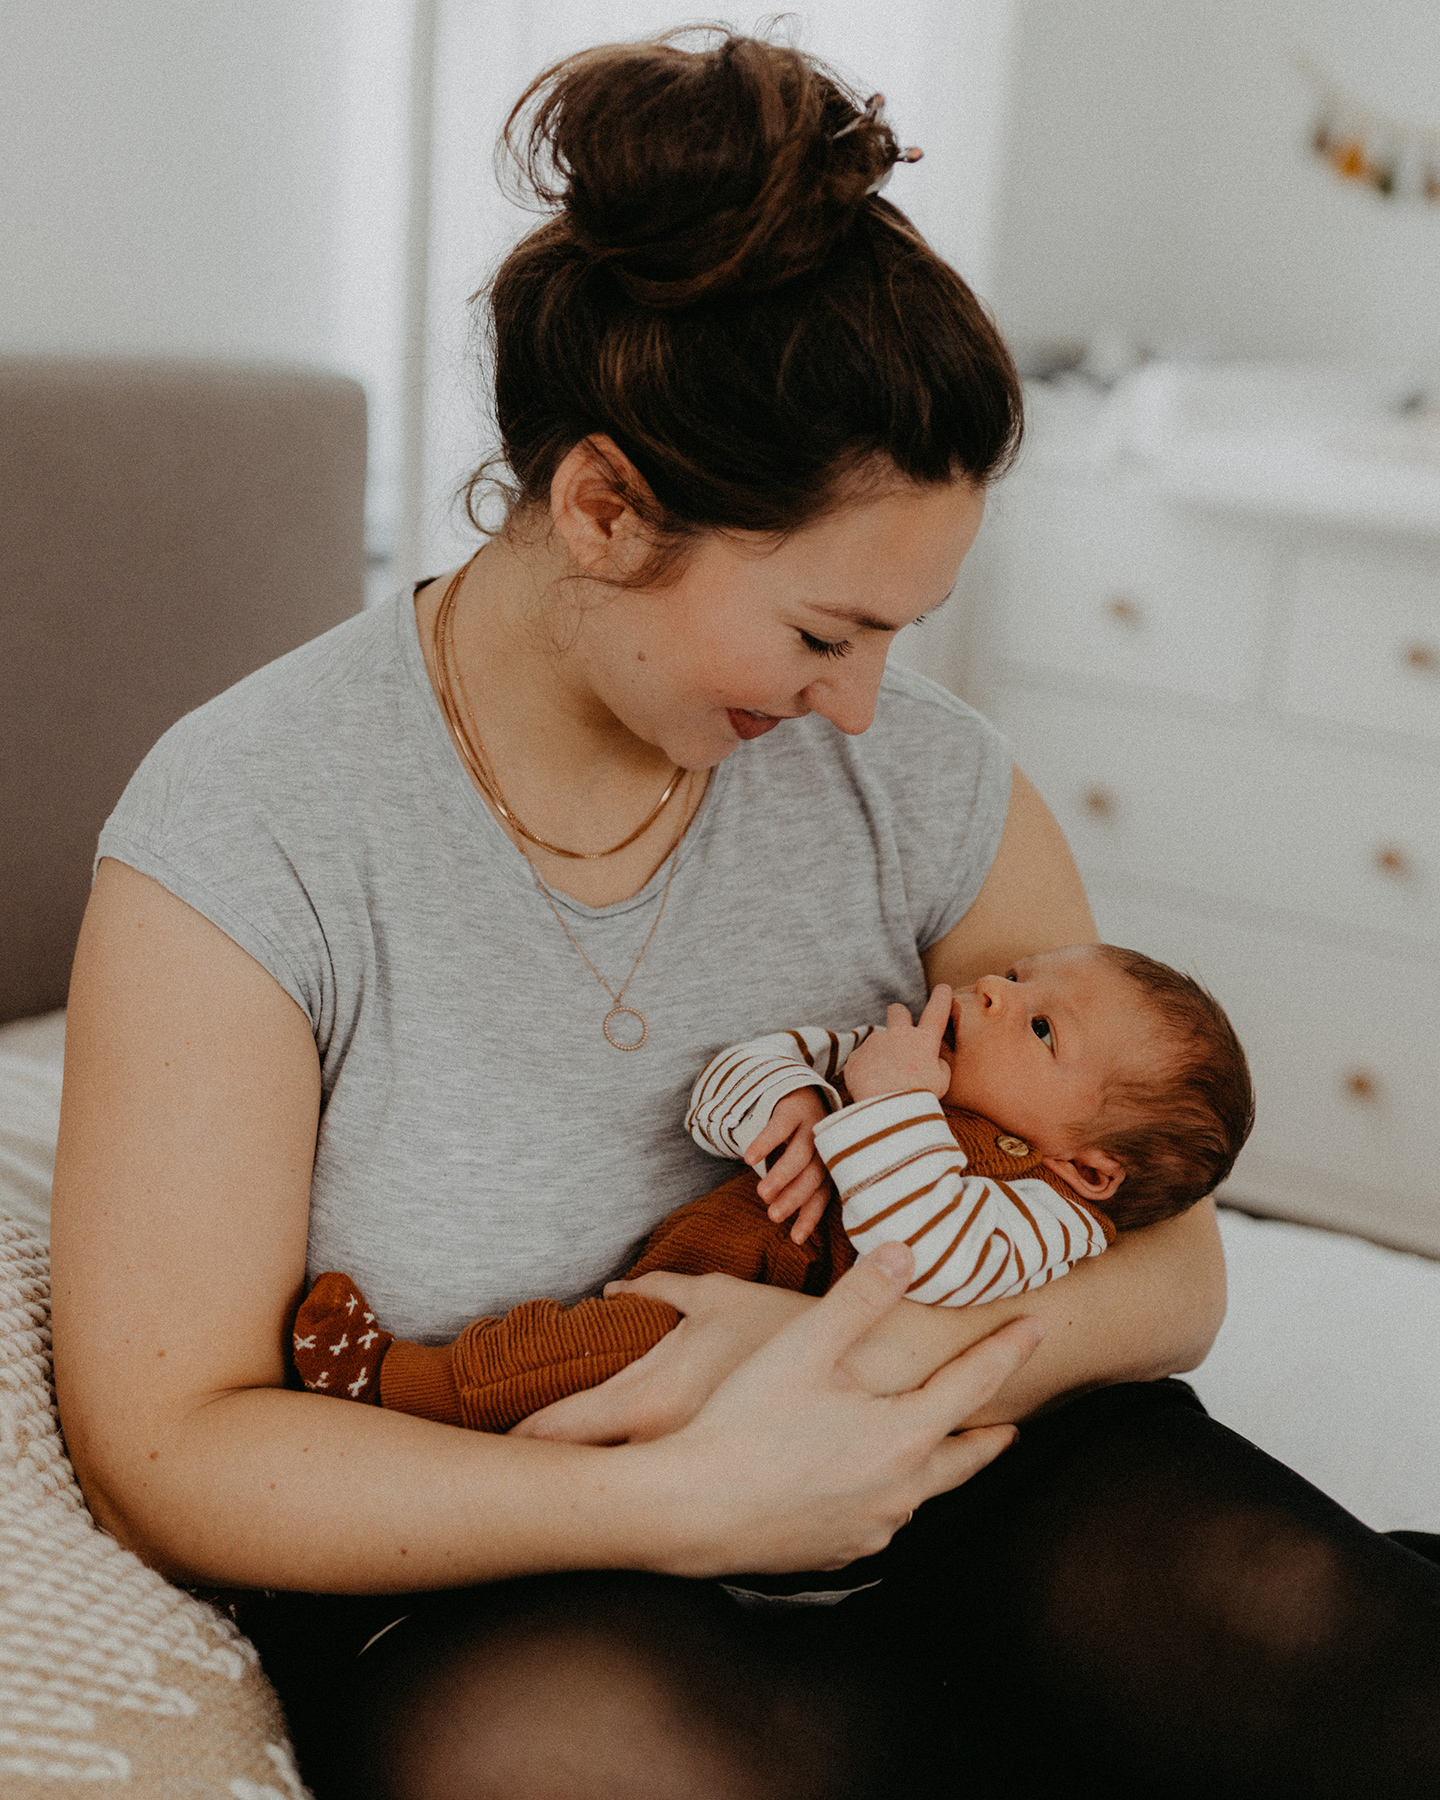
[687,1025,1115,1307]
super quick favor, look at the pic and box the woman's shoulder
[94,596,433,1021]
[164,595,410,756]
[109,597,418,823]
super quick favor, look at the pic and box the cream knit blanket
[0,1214,307,1795]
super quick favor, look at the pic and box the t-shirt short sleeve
[94,619,386,1043]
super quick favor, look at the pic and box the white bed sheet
[1192,1207,1440,1533]
[2,1009,1436,1532]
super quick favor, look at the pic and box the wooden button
[1401,640,1438,675]
[996,1134,1031,1157]
[1342,1069,1380,1103]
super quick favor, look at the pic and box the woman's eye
[1004,972,1018,982]
[1031,1016,1053,1049]
[799,630,852,659]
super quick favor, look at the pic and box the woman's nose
[802,649,887,736]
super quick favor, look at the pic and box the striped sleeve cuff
[686,1028,855,1159]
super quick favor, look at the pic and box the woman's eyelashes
[799,630,852,659]
[1030,1015,1054,1051]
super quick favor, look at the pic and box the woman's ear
[1042,1146,1125,1204]
[549,435,655,579]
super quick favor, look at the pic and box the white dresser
[967,439,1440,1256]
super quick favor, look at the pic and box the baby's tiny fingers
[758,1140,811,1199]
[774,1155,824,1201]
[885,1002,915,1031]
[766,1188,803,1222]
[745,1118,789,1167]
[790,1190,829,1244]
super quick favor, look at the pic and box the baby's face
[938,945,1160,1153]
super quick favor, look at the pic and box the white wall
[990,0,1440,375]
[0,0,413,565]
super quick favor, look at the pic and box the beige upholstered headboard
[0,357,367,1025]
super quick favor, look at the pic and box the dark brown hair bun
[471,28,1022,578]
[504,30,901,305]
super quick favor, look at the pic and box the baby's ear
[1042,1146,1124,1203]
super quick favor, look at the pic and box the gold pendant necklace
[433,558,685,861]
[525,786,689,1050]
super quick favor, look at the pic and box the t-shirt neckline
[393,585,729,921]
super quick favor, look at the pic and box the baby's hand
[745,1088,834,1244]
[843,986,953,1105]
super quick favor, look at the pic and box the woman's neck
[414,531,706,909]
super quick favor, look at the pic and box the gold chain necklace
[526,779,689,1051]
[433,557,685,860]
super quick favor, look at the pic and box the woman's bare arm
[50,861,1036,1590]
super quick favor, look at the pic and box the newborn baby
[293,944,1252,1430]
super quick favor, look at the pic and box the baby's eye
[1031,1016,1054,1049]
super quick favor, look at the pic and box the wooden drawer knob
[1081,786,1117,820]
[1104,593,1143,628]
[1400,640,1438,675]
[1342,1068,1381,1104]
[1374,844,1413,879]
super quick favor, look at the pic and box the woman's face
[572,475,988,769]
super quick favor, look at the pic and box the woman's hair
[1089,946,1256,1231]
[466,27,1023,582]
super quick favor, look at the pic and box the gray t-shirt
[98,594,1012,1341]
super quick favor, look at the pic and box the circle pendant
[603,1005,649,1051]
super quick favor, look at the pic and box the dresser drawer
[1282,541,1440,744]
[990,683,1440,948]
[990,483,1272,702]
[1088,887,1440,1250]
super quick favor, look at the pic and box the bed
[1,357,1436,1790]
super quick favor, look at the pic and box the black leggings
[241,1380,1440,1799]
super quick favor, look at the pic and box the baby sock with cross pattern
[291,1272,395,1405]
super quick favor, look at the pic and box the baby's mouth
[942,1016,957,1054]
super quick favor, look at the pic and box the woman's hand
[627,1243,1043,1578]
[744,1088,832,1242]
[513,1271,812,1444]
[842,986,952,1104]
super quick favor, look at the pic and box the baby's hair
[1088,946,1255,1230]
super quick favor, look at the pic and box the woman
[50,31,1440,1799]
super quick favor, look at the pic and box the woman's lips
[726,708,783,740]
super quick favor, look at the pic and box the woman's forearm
[840,1200,1226,1421]
[79,1382,697,1593]
[78,1254,1048,1593]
